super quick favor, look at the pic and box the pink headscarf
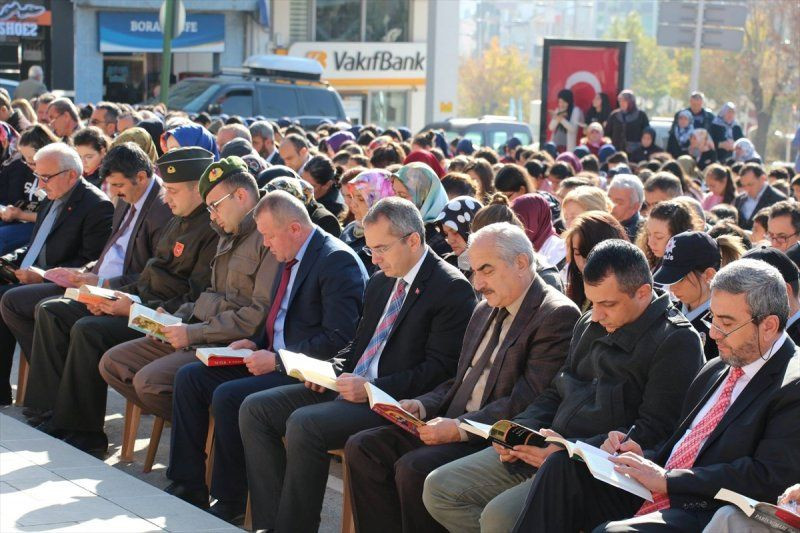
[403,149,446,178]
[556,152,583,174]
[511,193,557,251]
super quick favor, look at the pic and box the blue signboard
[98,12,224,53]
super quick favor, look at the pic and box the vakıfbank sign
[288,42,426,87]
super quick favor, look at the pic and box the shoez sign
[288,42,426,86]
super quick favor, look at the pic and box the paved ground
[1,349,344,532]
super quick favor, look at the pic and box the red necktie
[265,259,298,351]
[636,367,745,515]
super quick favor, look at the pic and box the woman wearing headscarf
[136,118,166,157]
[164,123,220,160]
[709,102,743,161]
[342,169,394,273]
[733,138,761,163]
[548,88,584,152]
[264,176,342,237]
[555,151,583,175]
[688,128,718,170]
[110,127,158,163]
[434,195,483,276]
[391,161,451,257]
[606,89,649,155]
[511,193,566,269]
[667,109,694,158]
[403,149,446,179]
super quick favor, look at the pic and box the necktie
[92,205,137,274]
[265,259,298,351]
[20,200,63,269]
[635,366,745,516]
[353,279,408,377]
[446,308,510,417]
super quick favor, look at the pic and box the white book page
[460,419,492,439]
[573,441,654,502]
[365,382,401,409]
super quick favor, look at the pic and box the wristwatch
[274,353,285,374]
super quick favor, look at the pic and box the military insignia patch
[173,242,185,257]
[209,167,223,182]
[167,165,176,174]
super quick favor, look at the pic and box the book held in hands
[715,488,800,532]
[65,285,142,306]
[364,383,425,437]
[459,419,547,448]
[128,303,181,342]
[278,349,339,391]
[196,347,252,367]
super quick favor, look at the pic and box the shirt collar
[681,298,711,322]
[133,177,155,212]
[738,331,787,381]
[749,182,768,201]
[400,249,427,287]
[786,309,800,328]
[294,227,316,265]
[505,279,534,318]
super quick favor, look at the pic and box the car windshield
[167,80,220,112]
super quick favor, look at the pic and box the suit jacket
[339,250,477,399]
[787,320,800,345]
[7,177,113,268]
[734,184,786,230]
[416,275,580,423]
[648,338,800,512]
[104,178,174,288]
[259,227,368,360]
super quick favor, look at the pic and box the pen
[614,424,636,456]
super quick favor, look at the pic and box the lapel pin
[415,288,420,295]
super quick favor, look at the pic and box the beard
[719,334,761,368]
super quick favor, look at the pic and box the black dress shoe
[34,419,68,438]
[208,500,246,525]
[61,431,109,456]
[164,481,209,509]
[24,408,52,426]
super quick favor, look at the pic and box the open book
[40,267,78,288]
[196,347,252,367]
[364,383,425,437]
[278,349,339,391]
[461,419,652,502]
[715,488,800,532]
[460,419,547,449]
[66,285,142,306]
[128,303,182,342]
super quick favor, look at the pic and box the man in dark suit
[160,188,367,521]
[22,148,220,454]
[513,258,800,533]
[345,222,581,533]
[734,163,786,230]
[0,142,113,405]
[424,240,705,532]
[1,142,171,415]
[235,197,476,531]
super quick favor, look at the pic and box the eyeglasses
[206,192,233,214]
[768,232,798,244]
[363,233,412,257]
[89,118,114,126]
[701,312,759,339]
[34,169,69,184]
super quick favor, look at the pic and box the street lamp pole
[160,0,175,105]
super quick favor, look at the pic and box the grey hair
[609,174,644,207]
[255,190,312,227]
[711,258,789,329]
[468,222,536,271]
[47,97,79,122]
[28,65,43,80]
[219,123,252,143]
[250,121,274,141]
[363,197,425,244]
[34,142,82,176]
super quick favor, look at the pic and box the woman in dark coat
[606,89,649,155]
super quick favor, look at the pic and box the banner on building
[98,11,224,53]
[540,39,628,144]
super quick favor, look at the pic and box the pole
[160,0,175,105]
[689,0,705,92]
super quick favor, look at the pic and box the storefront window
[369,91,407,128]
[315,0,360,42]
[365,1,409,42]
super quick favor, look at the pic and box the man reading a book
[511,259,800,532]
[20,147,219,454]
[236,197,475,531]
[343,222,580,532]
[423,240,705,533]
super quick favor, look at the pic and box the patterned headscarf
[111,127,158,163]
[348,169,394,209]
[393,162,449,223]
[674,109,695,147]
[434,196,483,242]
[734,138,761,163]
[712,102,738,141]
[265,176,313,206]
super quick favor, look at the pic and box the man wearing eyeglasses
[88,102,120,138]
[46,98,81,140]
[512,258,800,533]
[735,163,787,231]
[99,156,280,456]
[0,142,113,405]
[766,200,800,252]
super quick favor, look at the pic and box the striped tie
[354,279,408,377]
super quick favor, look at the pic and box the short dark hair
[71,126,110,153]
[769,167,790,183]
[494,164,531,194]
[100,142,153,180]
[95,102,120,122]
[768,200,800,233]
[303,154,340,186]
[220,171,259,199]
[583,239,653,296]
[710,203,739,223]
[580,154,600,173]
[740,162,766,179]
[283,133,309,152]
[548,161,573,181]
[441,172,478,198]
[18,124,60,150]
[644,172,682,197]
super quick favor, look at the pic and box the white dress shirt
[273,228,316,352]
[96,178,154,279]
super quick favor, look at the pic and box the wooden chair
[119,401,165,472]
[329,448,355,533]
[14,353,29,406]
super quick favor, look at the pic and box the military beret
[198,156,250,200]
[156,147,214,183]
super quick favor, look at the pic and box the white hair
[468,222,536,270]
[34,142,83,176]
[28,65,43,80]
[609,174,645,207]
